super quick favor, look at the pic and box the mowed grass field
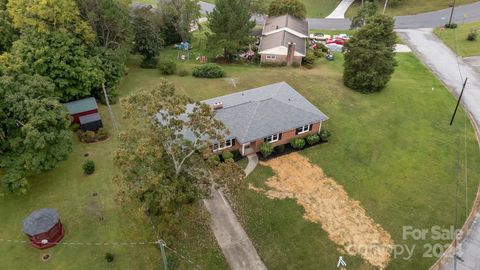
[434,21,480,56]
[346,0,478,18]
[119,50,480,269]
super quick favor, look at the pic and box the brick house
[258,14,309,66]
[202,82,328,156]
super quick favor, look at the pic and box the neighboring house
[63,97,103,132]
[203,82,328,156]
[258,14,309,66]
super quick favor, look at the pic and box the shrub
[140,57,158,69]
[105,252,114,263]
[313,48,324,58]
[275,144,286,153]
[290,138,305,149]
[83,130,96,142]
[70,123,80,132]
[302,49,316,68]
[319,129,331,141]
[97,128,109,140]
[445,23,457,29]
[192,63,225,78]
[222,150,234,161]
[317,42,329,53]
[467,30,478,41]
[158,60,177,75]
[209,154,221,165]
[260,143,274,158]
[306,134,320,145]
[177,68,189,77]
[83,160,95,175]
[233,151,242,160]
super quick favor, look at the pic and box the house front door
[242,143,254,156]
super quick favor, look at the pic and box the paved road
[204,187,267,270]
[397,28,480,270]
[326,0,355,19]
[200,1,480,30]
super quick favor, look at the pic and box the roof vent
[213,101,223,110]
[276,25,279,29]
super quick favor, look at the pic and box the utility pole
[383,0,389,14]
[158,239,168,270]
[449,77,468,125]
[101,82,119,134]
[448,0,457,26]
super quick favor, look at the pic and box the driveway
[397,28,480,270]
[326,0,355,19]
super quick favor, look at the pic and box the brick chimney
[287,42,296,66]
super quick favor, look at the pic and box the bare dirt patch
[254,153,394,269]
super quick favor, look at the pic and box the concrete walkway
[244,154,259,177]
[397,28,480,270]
[203,187,267,270]
[326,0,355,19]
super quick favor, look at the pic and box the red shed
[22,208,65,249]
[63,97,99,123]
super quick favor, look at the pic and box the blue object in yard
[326,54,334,61]
[175,41,190,51]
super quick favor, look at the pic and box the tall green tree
[10,29,104,101]
[115,80,243,234]
[132,6,163,66]
[343,14,397,93]
[350,0,378,29]
[268,0,306,19]
[0,73,72,195]
[158,0,200,43]
[0,0,17,52]
[76,0,133,103]
[7,0,104,101]
[207,0,255,61]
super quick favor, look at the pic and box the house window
[264,133,280,143]
[296,124,311,135]
[212,139,234,151]
[266,55,276,60]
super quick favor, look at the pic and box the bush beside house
[290,138,306,149]
[260,143,274,158]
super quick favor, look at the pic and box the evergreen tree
[343,15,397,93]
[132,6,163,65]
[207,0,255,61]
[158,0,200,43]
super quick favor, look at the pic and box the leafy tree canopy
[268,0,306,20]
[7,0,95,42]
[0,0,17,52]
[207,0,255,61]
[158,0,200,43]
[10,29,104,101]
[115,80,244,231]
[344,14,397,93]
[0,74,72,195]
[132,7,164,61]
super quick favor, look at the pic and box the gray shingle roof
[258,31,306,56]
[262,14,308,36]
[22,209,60,236]
[79,112,101,124]
[63,97,98,115]
[202,82,328,144]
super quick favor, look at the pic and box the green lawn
[434,21,480,56]
[346,0,477,18]
[120,50,480,269]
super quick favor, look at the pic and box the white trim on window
[212,139,234,151]
[265,133,280,143]
[296,125,310,135]
[265,55,277,60]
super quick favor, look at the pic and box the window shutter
[232,140,235,146]
[264,137,267,142]
[309,124,313,132]
[295,128,299,135]
[279,133,282,140]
